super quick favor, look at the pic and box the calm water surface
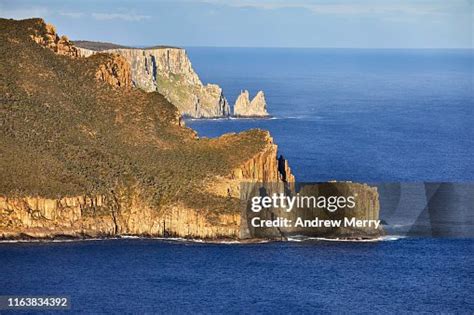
[1,239,473,313]
[186,48,473,182]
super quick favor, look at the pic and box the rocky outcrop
[233,90,269,117]
[30,21,79,57]
[94,54,132,88]
[30,22,131,89]
[77,46,230,118]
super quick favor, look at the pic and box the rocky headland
[75,43,230,118]
[0,18,381,241]
[74,41,272,119]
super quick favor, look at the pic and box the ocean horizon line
[71,40,473,51]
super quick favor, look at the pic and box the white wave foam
[285,235,406,243]
[0,238,106,244]
[0,235,406,245]
[381,235,406,241]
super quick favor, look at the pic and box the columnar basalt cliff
[0,193,243,239]
[76,45,230,118]
[234,90,269,117]
[0,134,293,240]
[231,133,294,183]
[206,132,294,201]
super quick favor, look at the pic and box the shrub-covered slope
[0,18,271,213]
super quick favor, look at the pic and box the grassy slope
[0,18,267,213]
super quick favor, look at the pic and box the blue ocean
[1,49,473,313]
[1,238,473,313]
[186,48,473,182]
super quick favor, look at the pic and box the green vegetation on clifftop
[0,18,268,213]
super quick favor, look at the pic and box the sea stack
[233,90,269,117]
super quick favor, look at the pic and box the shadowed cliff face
[0,18,294,240]
[76,46,230,118]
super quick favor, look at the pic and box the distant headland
[73,40,269,119]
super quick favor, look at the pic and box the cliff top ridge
[73,40,180,51]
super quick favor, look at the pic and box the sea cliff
[0,134,293,240]
[76,45,230,118]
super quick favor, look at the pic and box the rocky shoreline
[0,234,385,243]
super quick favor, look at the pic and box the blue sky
[0,0,472,48]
